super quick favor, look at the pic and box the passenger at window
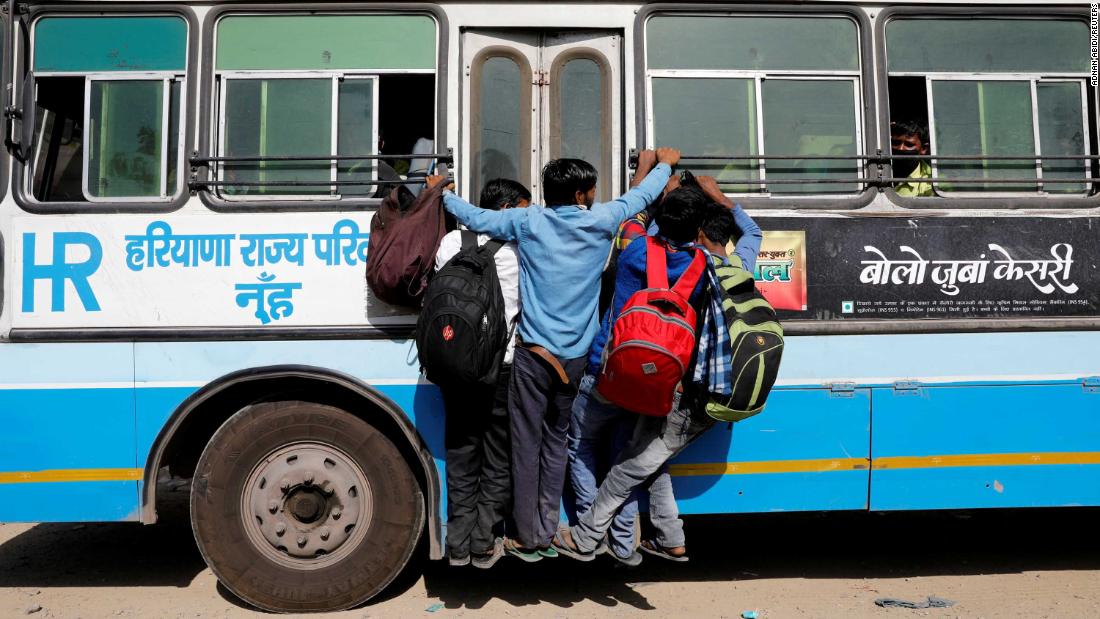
[891,120,933,197]
[432,177,531,570]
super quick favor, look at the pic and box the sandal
[639,539,689,562]
[503,537,542,563]
[472,538,505,569]
[551,528,596,562]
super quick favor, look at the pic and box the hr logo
[21,232,103,312]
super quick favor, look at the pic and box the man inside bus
[438,148,681,562]
[555,176,762,564]
[891,119,934,197]
[432,178,531,569]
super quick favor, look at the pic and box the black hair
[700,201,738,245]
[479,178,532,211]
[655,187,708,243]
[891,119,929,147]
[542,158,598,206]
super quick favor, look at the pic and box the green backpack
[705,254,785,422]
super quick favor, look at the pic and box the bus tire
[190,400,424,612]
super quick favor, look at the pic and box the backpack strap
[483,239,506,256]
[460,229,477,250]
[671,249,706,299]
[644,236,670,289]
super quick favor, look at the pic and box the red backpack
[596,237,706,417]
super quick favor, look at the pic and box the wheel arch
[141,364,442,558]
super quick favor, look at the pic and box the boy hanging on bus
[554,175,762,564]
[567,184,709,566]
[440,148,681,561]
[429,177,531,569]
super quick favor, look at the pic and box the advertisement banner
[743,231,808,311]
[754,216,1100,321]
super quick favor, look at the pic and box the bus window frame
[634,3,877,210]
[468,45,534,203]
[922,74,1092,199]
[82,73,185,203]
[548,47,614,203]
[1,12,10,202]
[213,71,380,202]
[198,4,449,213]
[876,6,1100,210]
[13,5,198,214]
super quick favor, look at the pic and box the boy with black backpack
[420,178,531,569]
[555,175,764,563]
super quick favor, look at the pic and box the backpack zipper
[617,306,694,332]
[607,340,685,373]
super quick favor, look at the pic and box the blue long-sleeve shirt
[442,163,673,359]
[728,204,763,274]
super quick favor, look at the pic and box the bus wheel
[190,400,424,612]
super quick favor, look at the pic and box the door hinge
[1084,377,1100,393]
[829,382,856,398]
[893,380,923,396]
[533,70,550,87]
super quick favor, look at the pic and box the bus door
[461,30,622,203]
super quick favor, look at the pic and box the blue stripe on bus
[0,481,139,522]
[0,333,1098,522]
[871,465,1100,511]
[0,342,133,384]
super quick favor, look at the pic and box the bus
[1,0,1098,612]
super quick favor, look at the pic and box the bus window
[27,16,187,204]
[212,14,437,201]
[470,52,532,200]
[886,18,1093,197]
[645,15,863,196]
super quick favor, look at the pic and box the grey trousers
[571,404,714,552]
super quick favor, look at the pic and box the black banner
[755,217,1100,321]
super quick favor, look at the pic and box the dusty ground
[1,504,1098,619]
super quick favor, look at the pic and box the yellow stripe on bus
[3,452,1098,484]
[669,452,1100,476]
[670,458,869,476]
[873,452,1100,470]
[0,468,143,484]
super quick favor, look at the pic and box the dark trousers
[443,365,513,558]
[508,347,587,548]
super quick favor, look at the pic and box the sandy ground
[2,502,1099,619]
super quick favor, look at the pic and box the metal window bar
[190,150,455,191]
[191,152,454,164]
[197,178,454,188]
[624,151,1097,187]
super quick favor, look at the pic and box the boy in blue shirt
[440,148,681,560]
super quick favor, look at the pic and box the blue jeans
[567,374,639,558]
[571,402,715,553]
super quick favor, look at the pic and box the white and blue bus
[1,0,1098,612]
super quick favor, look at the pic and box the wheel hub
[241,442,372,568]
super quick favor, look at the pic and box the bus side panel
[0,343,139,522]
[870,383,1100,510]
[132,340,447,505]
[670,388,871,513]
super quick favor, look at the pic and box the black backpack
[416,231,510,387]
